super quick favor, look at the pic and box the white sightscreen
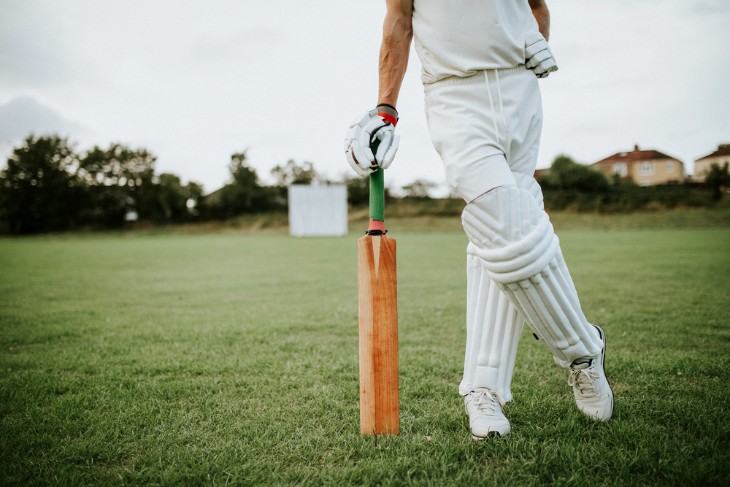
[288,184,348,237]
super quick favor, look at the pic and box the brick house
[693,144,730,182]
[591,145,685,186]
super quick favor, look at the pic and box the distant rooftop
[696,144,730,161]
[593,145,679,165]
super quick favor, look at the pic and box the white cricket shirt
[412,0,540,84]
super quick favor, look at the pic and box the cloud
[0,96,86,146]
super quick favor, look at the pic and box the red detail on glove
[378,112,398,126]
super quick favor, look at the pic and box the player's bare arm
[344,0,410,176]
[378,0,413,108]
[525,0,557,78]
[529,0,551,41]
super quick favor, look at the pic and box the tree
[542,155,609,192]
[706,162,730,201]
[77,143,157,226]
[145,173,202,223]
[271,159,317,186]
[0,135,81,233]
[205,151,281,218]
[402,178,436,198]
[345,176,370,206]
[182,181,204,218]
[224,151,262,213]
[344,175,392,206]
[78,143,155,187]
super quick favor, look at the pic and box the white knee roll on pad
[462,186,559,283]
[462,185,603,367]
[460,245,523,403]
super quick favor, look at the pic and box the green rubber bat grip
[369,168,385,223]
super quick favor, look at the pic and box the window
[666,161,674,173]
[640,162,655,175]
[612,163,628,177]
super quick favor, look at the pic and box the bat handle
[367,168,386,235]
[367,136,386,235]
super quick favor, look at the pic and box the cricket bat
[358,166,399,436]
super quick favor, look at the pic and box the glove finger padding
[524,30,558,78]
[534,61,557,76]
[344,107,399,175]
[526,49,555,69]
[345,110,378,175]
[524,31,549,57]
[532,57,557,76]
[358,125,377,164]
[376,132,399,170]
[345,140,372,176]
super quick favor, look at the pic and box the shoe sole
[471,431,508,441]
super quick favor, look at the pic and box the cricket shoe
[464,388,510,439]
[568,325,614,421]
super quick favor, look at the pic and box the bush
[541,184,716,213]
[539,155,610,192]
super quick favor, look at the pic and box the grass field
[1,211,729,485]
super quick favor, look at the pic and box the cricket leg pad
[513,172,545,210]
[462,185,602,368]
[460,245,523,403]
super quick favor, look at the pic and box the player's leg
[462,177,613,420]
[461,243,523,402]
[461,243,523,438]
[496,67,612,420]
[426,68,612,427]
[425,74,523,438]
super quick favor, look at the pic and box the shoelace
[473,390,499,415]
[568,366,599,398]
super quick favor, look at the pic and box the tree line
[1,135,727,234]
[0,135,384,234]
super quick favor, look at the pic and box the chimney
[634,144,639,151]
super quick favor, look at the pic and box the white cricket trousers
[424,66,602,403]
[424,66,542,202]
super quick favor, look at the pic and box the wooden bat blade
[358,234,399,435]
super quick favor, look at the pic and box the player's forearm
[529,0,551,41]
[378,6,412,108]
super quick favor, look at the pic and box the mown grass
[1,212,729,486]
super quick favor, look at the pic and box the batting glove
[525,31,558,78]
[345,104,399,176]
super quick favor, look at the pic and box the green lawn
[1,215,729,485]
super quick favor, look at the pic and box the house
[693,144,730,182]
[591,145,685,186]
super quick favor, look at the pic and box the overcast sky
[1,0,728,195]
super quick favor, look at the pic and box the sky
[1,0,728,196]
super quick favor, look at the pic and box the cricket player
[345,0,614,440]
